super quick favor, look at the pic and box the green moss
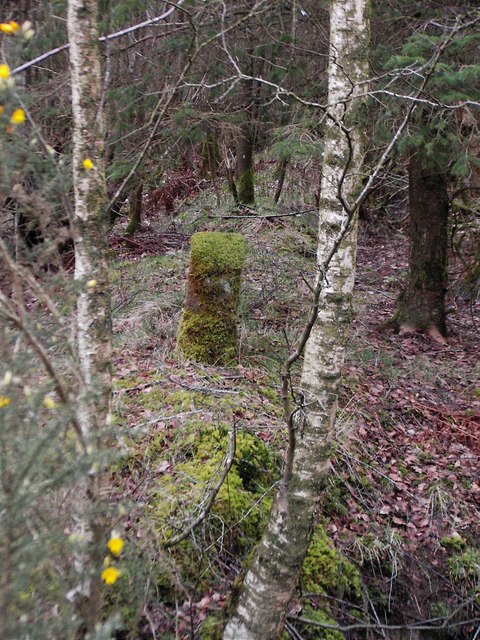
[113,375,145,390]
[135,388,168,412]
[440,535,466,551]
[323,478,349,517]
[199,614,224,640]
[302,526,361,599]
[297,527,362,639]
[190,232,246,277]
[237,168,255,205]
[177,310,238,365]
[448,548,480,587]
[147,424,278,584]
[298,605,345,640]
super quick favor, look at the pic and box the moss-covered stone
[148,424,278,584]
[177,232,247,365]
[152,426,275,542]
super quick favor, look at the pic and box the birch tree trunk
[223,1,370,638]
[68,0,111,631]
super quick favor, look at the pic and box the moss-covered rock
[152,425,275,546]
[177,232,247,365]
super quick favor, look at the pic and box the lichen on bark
[177,232,246,365]
[67,0,112,631]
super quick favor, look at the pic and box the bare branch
[11,2,187,76]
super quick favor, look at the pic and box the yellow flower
[0,64,10,79]
[0,105,4,115]
[10,109,25,125]
[0,396,10,408]
[82,158,94,171]
[86,279,97,288]
[43,396,56,409]
[101,566,121,585]
[107,537,125,558]
[0,22,19,34]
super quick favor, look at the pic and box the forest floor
[106,168,479,639]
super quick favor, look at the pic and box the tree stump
[177,232,246,365]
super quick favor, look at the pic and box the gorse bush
[0,17,127,639]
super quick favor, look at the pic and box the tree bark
[223,0,370,638]
[396,152,449,336]
[235,10,258,206]
[125,181,143,236]
[273,157,288,204]
[68,0,111,631]
[236,77,256,205]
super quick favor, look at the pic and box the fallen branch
[208,207,316,219]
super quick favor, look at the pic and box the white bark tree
[223,1,370,638]
[67,0,111,630]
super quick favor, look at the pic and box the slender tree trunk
[236,77,256,205]
[273,157,289,204]
[235,10,257,207]
[201,130,221,179]
[125,181,143,236]
[396,152,448,337]
[68,0,111,631]
[223,1,370,638]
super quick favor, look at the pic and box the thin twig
[11,2,186,76]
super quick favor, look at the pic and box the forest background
[0,1,479,639]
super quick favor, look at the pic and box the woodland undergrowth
[103,158,480,639]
